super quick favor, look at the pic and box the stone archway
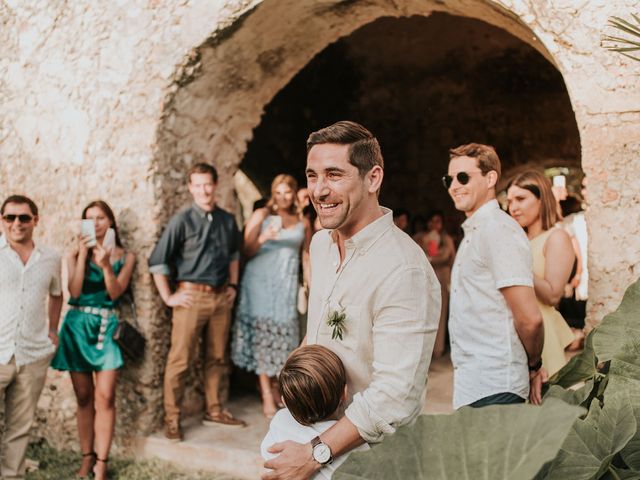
[145,0,582,435]
[152,0,571,221]
[240,12,580,225]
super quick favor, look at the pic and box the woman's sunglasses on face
[2,214,34,224]
[442,170,484,189]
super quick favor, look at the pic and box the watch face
[313,443,331,464]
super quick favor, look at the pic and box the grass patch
[25,440,241,480]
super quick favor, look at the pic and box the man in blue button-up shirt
[149,163,244,441]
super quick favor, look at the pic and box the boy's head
[279,345,346,426]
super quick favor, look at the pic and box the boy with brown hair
[261,345,369,479]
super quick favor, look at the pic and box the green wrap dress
[52,258,124,372]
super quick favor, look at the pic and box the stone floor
[134,354,454,479]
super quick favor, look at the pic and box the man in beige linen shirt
[263,121,440,479]
[0,195,63,479]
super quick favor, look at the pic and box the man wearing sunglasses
[0,195,63,479]
[445,144,545,409]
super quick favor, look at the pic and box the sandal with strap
[77,451,96,478]
[93,457,108,480]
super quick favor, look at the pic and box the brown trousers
[163,290,231,422]
[0,354,52,479]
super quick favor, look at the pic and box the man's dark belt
[177,281,226,293]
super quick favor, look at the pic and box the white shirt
[261,409,370,479]
[563,212,588,300]
[449,200,533,408]
[0,241,62,365]
[307,208,440,443]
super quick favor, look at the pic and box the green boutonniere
[326,308,347,340]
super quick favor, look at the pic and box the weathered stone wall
[1,0,639,450]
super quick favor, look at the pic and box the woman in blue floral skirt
[232,174,311,418]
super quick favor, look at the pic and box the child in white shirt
[261,345,369,479]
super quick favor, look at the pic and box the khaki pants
[164,290,231,422]
[0,354,51,479]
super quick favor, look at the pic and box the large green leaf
[605,359,640,471]
[543,391,637,480]
[548,332,598,388]
[602,467,640,480]
[543,380,595,408]
[592,278,640,364]
[334,400,582,480]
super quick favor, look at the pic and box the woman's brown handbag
[114,293,146,362]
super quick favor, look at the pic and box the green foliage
[337,278,640,479]
[326,309,346,340]
[603,15,640,62]
[335,400,583,480]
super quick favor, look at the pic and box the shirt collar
[462,199,500,233]
[191,202,216,218]
[0,238,42,259]
[330,207,393,253]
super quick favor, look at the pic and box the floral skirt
[231,314,299,377]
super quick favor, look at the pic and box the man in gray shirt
[149,163,244,441]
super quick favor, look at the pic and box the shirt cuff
[230,251,240,262]
[149,263,171,275]
[496,277,533,289]
[344,392,396,444]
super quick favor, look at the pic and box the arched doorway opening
[241,12,581,227]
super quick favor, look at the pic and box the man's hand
[165,290,194,308]
[262,441,319,480]
[48,329,59,347]
[225,286,237,305]
[529,367,548,405]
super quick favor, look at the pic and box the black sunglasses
[442,171,484,189]
[2,214,34,224]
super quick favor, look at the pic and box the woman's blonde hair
[279,345,346,426]
[266,174,298,215]
[508,170,558,230]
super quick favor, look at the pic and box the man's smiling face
[447,155,493,217]
[306,143,369,233]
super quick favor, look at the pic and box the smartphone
[81,219,97,247]
[268,215,282,231]
[553,175,566,188]
[103,228,116,251]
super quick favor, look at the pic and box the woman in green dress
[52,201,135,479]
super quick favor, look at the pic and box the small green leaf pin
[326,309,346,341]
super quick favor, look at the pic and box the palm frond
[603,14,640,61]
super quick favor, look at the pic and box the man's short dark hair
[306,121,384,176]
[449,143,501,180]
[188,163,218,183]
[1,195,38,216]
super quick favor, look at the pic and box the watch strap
[310,436,321,448]
[528,358,543,372]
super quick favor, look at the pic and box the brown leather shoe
[164,418,183,442]
[202,410,247,427]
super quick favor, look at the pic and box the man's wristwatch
[528,359,543,372]
[227,283,238,291]
[310,436,333,466]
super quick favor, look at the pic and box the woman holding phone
[507,171,575,378]
[231,174,311,418]
[51,200,135,479]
